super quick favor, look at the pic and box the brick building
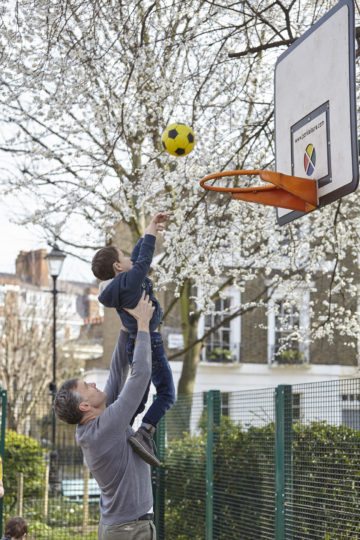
[83,225,360,431]
[0,249,103,371]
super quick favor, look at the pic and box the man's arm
[100,294,154,429]
[104,329,130,407]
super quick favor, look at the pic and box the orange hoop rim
[199,169,318,212]
[199,170,277,193]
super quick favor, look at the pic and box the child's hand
[145,212,173,235]
[153,212,173,224]
[154,212,173,231]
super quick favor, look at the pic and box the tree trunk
[167,279,203,439]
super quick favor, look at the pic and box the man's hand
[124,292,155,332]
[145,212,173,236]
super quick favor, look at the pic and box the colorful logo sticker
[304,144,316,176]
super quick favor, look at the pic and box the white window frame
[292,392,302,422]
[341,393,360,429]
[199,286,241,363]
[267,289,310,365]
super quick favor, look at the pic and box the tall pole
[49,275,58,489]
[45,243,66,492]
[45,243,66,491]
[51,275,57,445]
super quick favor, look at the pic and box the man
[54,293,156,540]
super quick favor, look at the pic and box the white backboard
[275,0,358,225]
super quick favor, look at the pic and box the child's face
[115,249,133,273]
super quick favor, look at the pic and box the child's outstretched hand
[145,212,173,235]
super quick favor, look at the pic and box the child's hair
[4,516,28,538]
[91,246,119,280]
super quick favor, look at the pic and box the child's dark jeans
[126,332,175,427]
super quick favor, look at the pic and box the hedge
[4,430,46,509]
[164,418,360,539]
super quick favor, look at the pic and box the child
[91,212,175,466]
[2,517,28,540]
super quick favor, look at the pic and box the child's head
[4,516,28,539]
[92,246,132,280]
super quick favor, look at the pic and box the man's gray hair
[54,378,83,425]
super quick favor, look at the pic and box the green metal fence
[156,380,360,539]
[0,386,6,538]
[2,379,360,539]
[160,387,276,540]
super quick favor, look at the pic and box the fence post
[152,411,166,540]
[17,473,24,516]
[43,462,50,520]
[0,388,6,538]
[206,390,221,540]
[82,466,89,535]
[275,384,293,540]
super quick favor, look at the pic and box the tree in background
[0,0,359,424]
[0,298,52,432]
[0,290,82,433]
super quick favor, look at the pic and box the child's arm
[126,212,172,290]
[130,238,143,264]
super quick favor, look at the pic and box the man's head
[91,246,133,281]
[54,378,107,425]
[4,516,28,539]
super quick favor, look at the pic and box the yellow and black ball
[161,123,195,157]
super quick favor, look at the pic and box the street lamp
[45,244,66,488]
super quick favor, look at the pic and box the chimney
[15,249,49,287]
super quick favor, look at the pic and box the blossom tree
[1,0,359,424]
[0,296,52,432]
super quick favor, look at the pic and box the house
[83,226,360,431]
[0,249,103,374]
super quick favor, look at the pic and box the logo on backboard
[304,144,316,176]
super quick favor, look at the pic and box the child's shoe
[129,427,161,467]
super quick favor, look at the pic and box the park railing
[2,378,360,539]
[154,379,360,540]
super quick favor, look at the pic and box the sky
[0,199,94,283]
[0,138,95,283]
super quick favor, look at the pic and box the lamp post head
[45,244,67,278]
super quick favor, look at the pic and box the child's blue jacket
[98,234,163,335]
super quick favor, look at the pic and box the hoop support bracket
[199,170,318,212]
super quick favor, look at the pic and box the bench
[62,478,100,502]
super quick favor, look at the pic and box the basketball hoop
[199,170,318,213]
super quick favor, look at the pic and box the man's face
[76,380,106,410]
[116,249,133,273]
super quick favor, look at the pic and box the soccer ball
[161,123,195,157]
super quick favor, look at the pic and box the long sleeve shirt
[76,330,153,525]
[98,234,163,334]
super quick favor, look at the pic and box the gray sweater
[76,330,153,525]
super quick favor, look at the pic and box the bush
[293,422,360,538]
[164,418,360,539]
[213,418,275,539]
[4,430,46,508]
[164,418,275,540]
[164,432,206,540]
